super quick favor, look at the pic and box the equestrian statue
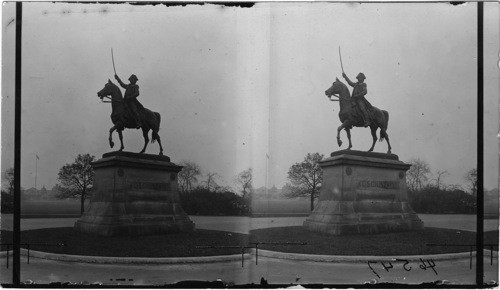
[324,47,392,154]
[97,75,164,156]
[324,73,392,154]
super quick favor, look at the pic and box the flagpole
[265,154,269,198]
[35,155,38,190]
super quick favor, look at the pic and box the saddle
[349,99,373,126]
[118,99,145,129]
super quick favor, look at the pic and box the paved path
[0,254,497,285]
[2,214,498,233]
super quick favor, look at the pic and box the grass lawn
[249,227,499,256]
[1,227,497,257]
[1,228,249,257]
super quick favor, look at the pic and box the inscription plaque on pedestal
[74,151,194,236]
[303,150,423,235]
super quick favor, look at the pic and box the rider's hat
[129,74,138,82]
[356,73,366,80]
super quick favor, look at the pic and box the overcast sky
[1,2,499,192]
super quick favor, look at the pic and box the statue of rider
[115,74,142,128]
[342,72,372,127]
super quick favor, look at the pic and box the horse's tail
[151,112,161,143]
[379,110,389,142]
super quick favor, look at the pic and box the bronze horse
[97,80,164,155]
[325,78,392,154]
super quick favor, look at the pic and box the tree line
[176,162,252,216]
[1,154,253,216]
[280,154,478,215]
[404,158,477,214]
[1,152,480,216]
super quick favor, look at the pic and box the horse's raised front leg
[109,126,116,148]
[139,128,150,154]
[368,126,377,152]
[117,130,124,151]
[345,128,352,150]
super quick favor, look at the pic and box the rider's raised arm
[115,75,127,89]
[342,73,356,87]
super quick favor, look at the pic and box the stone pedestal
[303,150,423,235]
[74,151,194,236]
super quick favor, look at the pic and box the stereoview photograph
[1,1,499,287]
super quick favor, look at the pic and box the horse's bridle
[99,95,112,103]
[328,93,349,102]
[99,94,124,103]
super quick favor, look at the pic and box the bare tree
[464,168,477,197]
[406,158,431,191]
[1,168,15,212]
[430,170,448,190]
[202,172,221,192]
[2,167,15,195]
[56,154,95,214]
[178,161,201,193]
[236,168,253,199]
[283,152,323,211]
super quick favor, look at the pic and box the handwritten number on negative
[381,261,393,272]
[395,259,412,271]
[419,258,438,275]
[368,259,437,278]
[367,261,381,278]
[427,259,437,275]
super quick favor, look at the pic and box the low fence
[2,243,66,268]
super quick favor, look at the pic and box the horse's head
[97,79,120,100]
[325,77,348,99]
